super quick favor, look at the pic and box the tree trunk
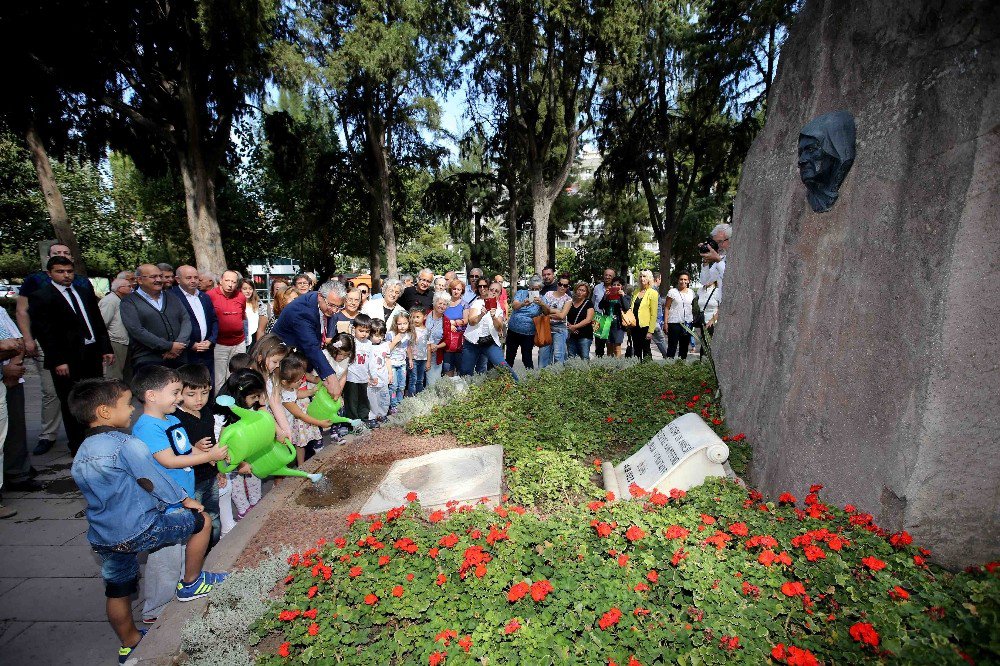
[507,192,519,288]
[657,229,674,281]
[177,146,228,275]
[366,113,398,280]
[531,180,554,274]
[368,205,382,291]
[24,124,87,275]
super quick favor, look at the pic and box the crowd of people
[0,222,728,662]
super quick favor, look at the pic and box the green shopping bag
[594,313,613,339]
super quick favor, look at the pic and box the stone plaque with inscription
[361,445,504,515]
[602,413,730,499]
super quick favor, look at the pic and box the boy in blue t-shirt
[69,378,228,664]
[130,366,228,625]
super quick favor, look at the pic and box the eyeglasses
[558,283,570,288]
[477,283,489,288]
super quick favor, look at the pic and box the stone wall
[714,0,999,569]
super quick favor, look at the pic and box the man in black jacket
[27,256,114,455]
[120,264,191,373]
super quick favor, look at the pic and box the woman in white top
[241,279,267,348]
[696,280,721,355]
[459,281,518,380]
[362,278,406,333]
[664,273,695,359]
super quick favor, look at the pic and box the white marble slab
[602,413,730,499]
[361,445,504,515]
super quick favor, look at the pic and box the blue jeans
[192,474,221,546]
[407,362,427,395]
[538,327,568,368]
[389,365,406,407]
[566,335,591,360]
[459,339,518,381]
[93,507,200,598]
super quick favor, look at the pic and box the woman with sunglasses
[460,281,516,379]
[538,274,573,368]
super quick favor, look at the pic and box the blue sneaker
[202,571,229,586]
[118,628,147,664]
[175,571,225,602]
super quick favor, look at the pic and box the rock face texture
[714,0,999,569]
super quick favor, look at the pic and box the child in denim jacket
[69,378,228,664]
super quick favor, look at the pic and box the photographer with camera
[699,223,731,302]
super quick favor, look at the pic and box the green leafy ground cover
[247,361,998,664]
[406,360,748,508]
[255,480,999,664]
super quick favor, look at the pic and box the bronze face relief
[798,111,856,213]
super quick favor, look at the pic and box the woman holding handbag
[597,277,629,357]
[506,274,544,370]
[442,279,467,376]
[626,270,659,361]
[538,276,573,368]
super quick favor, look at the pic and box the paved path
[0,370,134,665]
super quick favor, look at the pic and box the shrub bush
[255,479,999,664]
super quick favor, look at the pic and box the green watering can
[215,396,322,483]
[307,385,363,428]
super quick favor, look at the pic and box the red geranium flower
[861,556,886,571]
[429,651,446,666]
[405,491,418,502]
[307,622,319,636]
[778,492,796,505]
[588,500,606,511]
[665,525,689,540]
[429,510,445,523]
[671,548,688,566]
[530,579,554,602]
[307,585,318,598]
[507,581,530,602]
[349,566,362,578]
[781,581,806,597]
[628,657,642,666]
[278,641,290,658]
[278,610,300,621]
[302,608,317,619]
[700,514,716,525]
[504,618,521,634]
[633,582,649,592]
[392,584,404,597]
[728,522,749,536]
[592,521,613,538]
[625,525,646,542]
[436,574,447,586]
[628,483,648,498]
[646,570,659,583]
[364,593,378,605]
[803,544,826,561]
[849,622,880,647]
[889,586,909,600]
[772,643,818,666]
[617,554,629,567]
[438,533,459,548]
[889,531,913,548]
[458,635,472,652]
[598,607,622,630]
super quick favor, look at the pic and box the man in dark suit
[171,265,219,385]
[27,256,113,455]
[271,280,346,395]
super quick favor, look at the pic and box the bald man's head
[177,265,200,294]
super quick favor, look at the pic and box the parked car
[0,283,19,298]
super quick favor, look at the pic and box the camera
[698,237,719,255]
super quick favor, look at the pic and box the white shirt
[245,303,259,340]
[181,288,209,340]
[368,341,391,386]
[699,257,726,303]
[698,285,721,325]
[347,339,372,384]
[55,282,96,344]
[463,298,503,347]
[666,288,695,324]
[0,308,25,384]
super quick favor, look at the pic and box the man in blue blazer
[271,280,346,394]
[171,265,219,384]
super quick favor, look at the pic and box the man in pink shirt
[207,270,247,391]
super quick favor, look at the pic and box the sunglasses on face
[477,283,489,288]
[558,283,570,288]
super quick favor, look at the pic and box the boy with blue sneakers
[131,365,229,625]
[69,378,229,664]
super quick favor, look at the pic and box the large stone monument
[714,0,999,568]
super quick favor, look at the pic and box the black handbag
[691,286,716,328]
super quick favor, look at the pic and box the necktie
[67,287,95,343]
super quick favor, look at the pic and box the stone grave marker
[602,413,731,499]
[361,445,504,515]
